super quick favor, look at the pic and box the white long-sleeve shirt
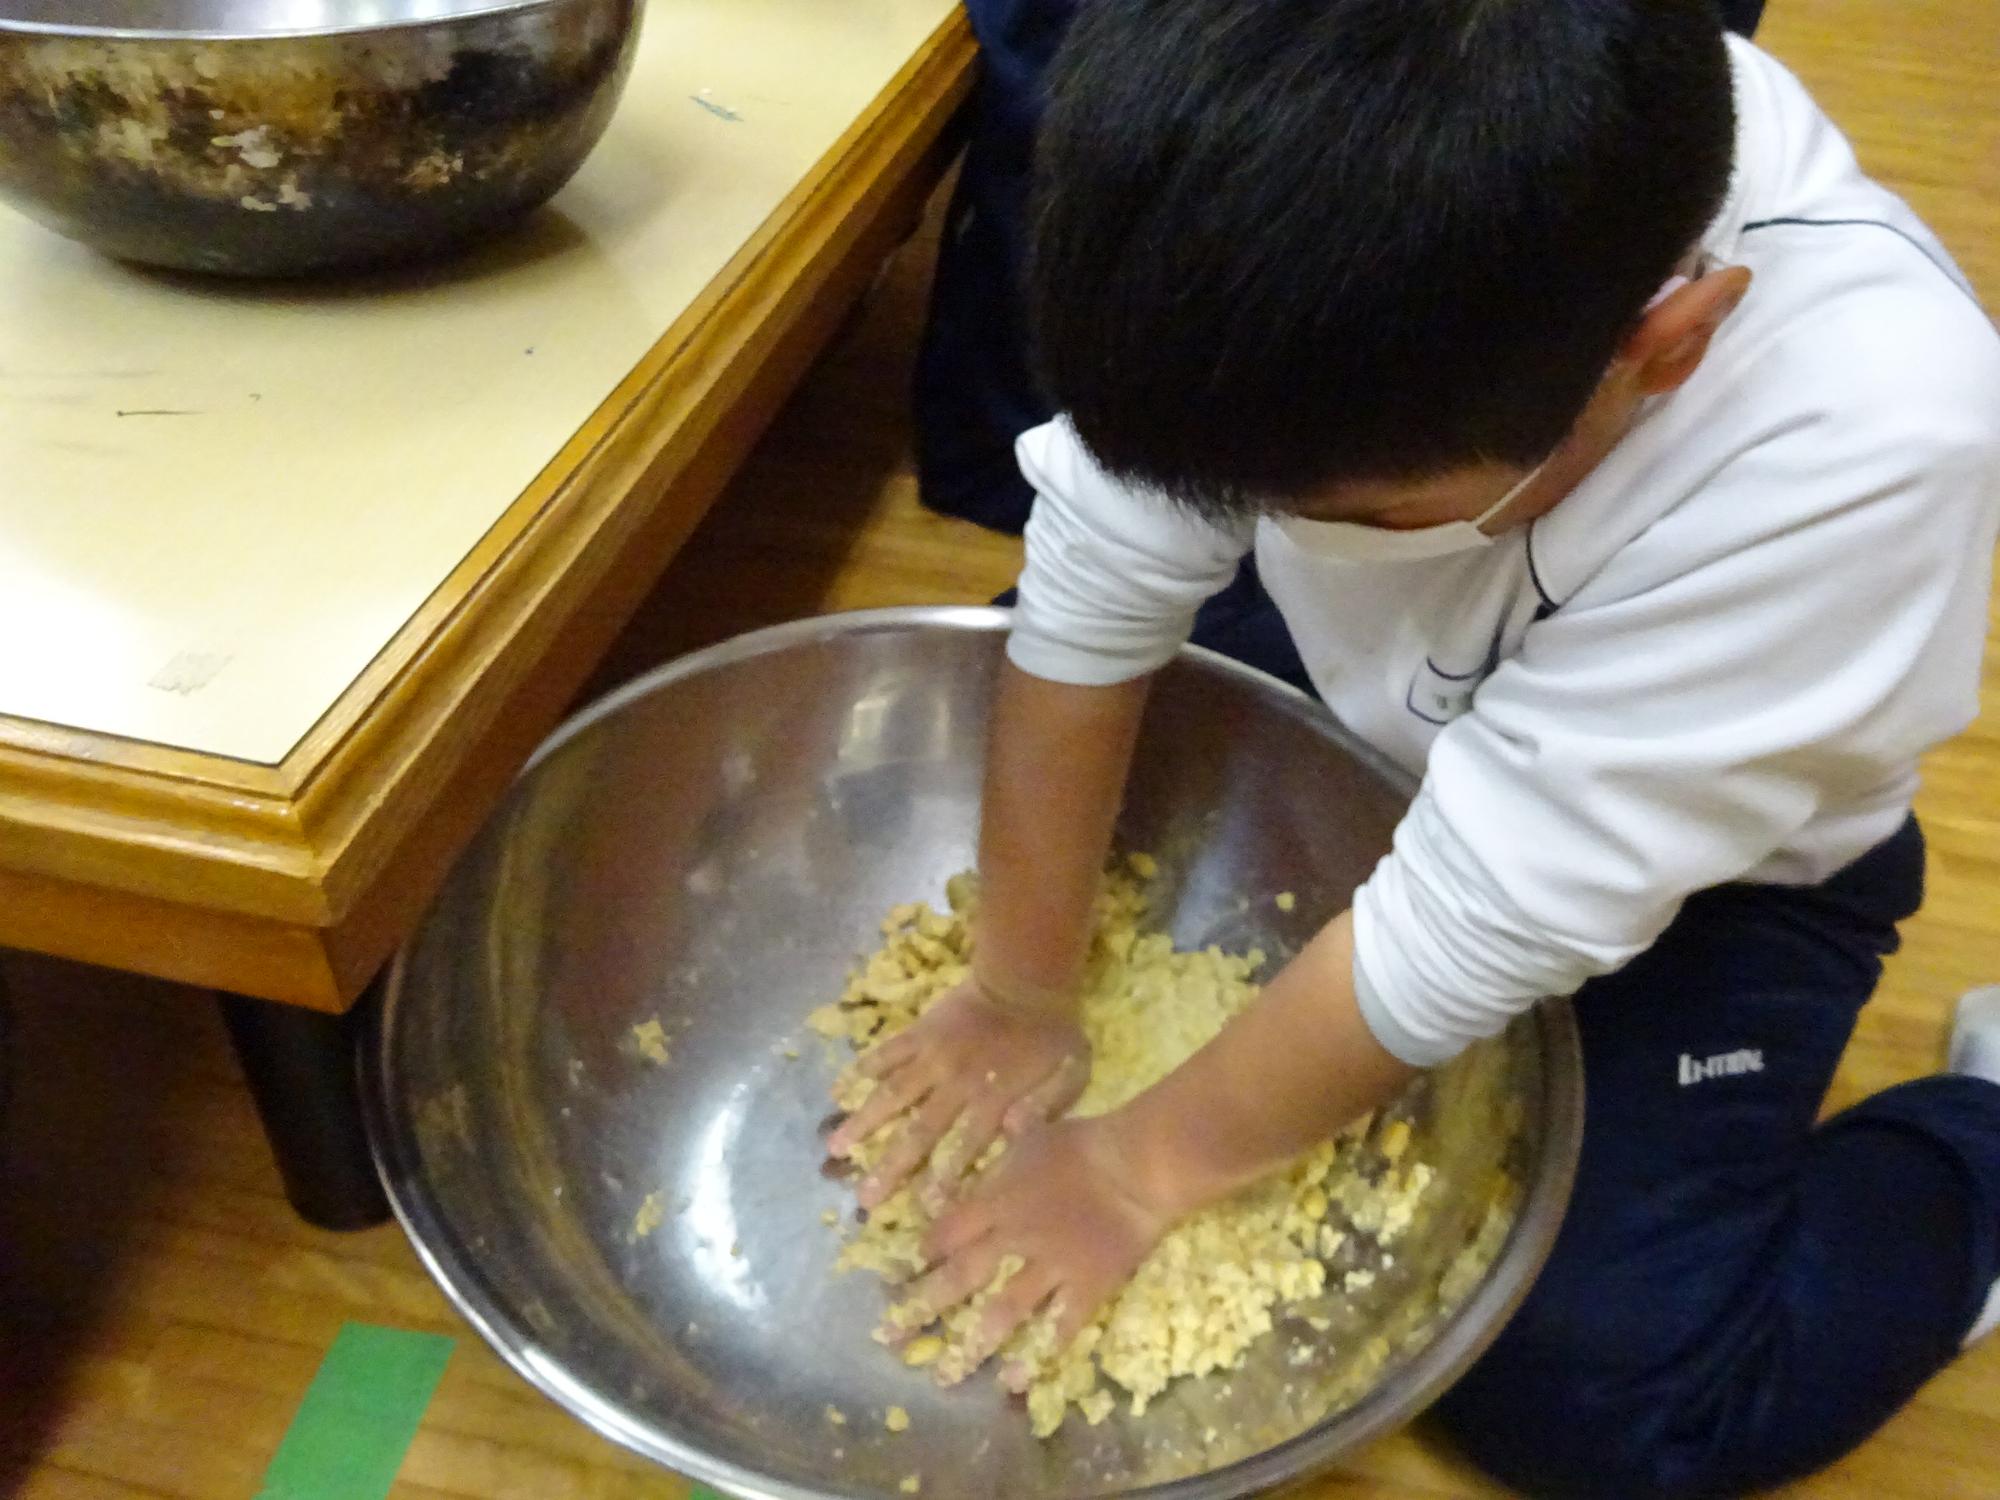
[1007,37,2000,1066]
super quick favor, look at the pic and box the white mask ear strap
[1644,274,1693,315]
[1474,459,1547,528]
[1642,252,1719,315]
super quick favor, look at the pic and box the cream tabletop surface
[0,0,958,766]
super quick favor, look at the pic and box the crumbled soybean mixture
[810,860,1435,1437]
[629,1017,673,1066]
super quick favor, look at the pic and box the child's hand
[827,979,1090,1210]
[894,1113,1176,1379]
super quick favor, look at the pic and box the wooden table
[0,0,975,1227]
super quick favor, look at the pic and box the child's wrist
[970,958,1081,1021]
[1096,1100,1217,1226]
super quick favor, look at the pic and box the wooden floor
[5,2,1998,1496]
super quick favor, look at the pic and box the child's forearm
[1104,910,1416,1218]
[976,661,1153,1013]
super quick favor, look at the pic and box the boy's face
[1295,463,1548,534]
[1287,262,1753,538]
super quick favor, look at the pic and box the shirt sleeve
[1007,419,1255,686]
[1352,413,2000,1067]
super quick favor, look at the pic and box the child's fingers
[920,1103,1005,1213]
[1002,1054,1090,1136]
[963,1261,1058,1374]
[892,1237,1004,1341]
[857,1090,961,1208]
[923,1193,995,1266]
[1052,1289,1096,1348]
[828,1066,932,1159]
[854,1029,920,1081]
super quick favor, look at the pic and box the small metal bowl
[0,0,643,276]
[366,607,1582,1500]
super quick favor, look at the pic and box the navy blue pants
[1188,602,2000,1497]
[917,0,1771,533]
[1433,819,2000,1498]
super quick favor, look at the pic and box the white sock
[1949,985,2000,1086]
[1972,1278,2000,1348]
[1948,987,2000,1346]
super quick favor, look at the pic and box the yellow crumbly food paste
[811,860,1434,1437]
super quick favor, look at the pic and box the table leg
[0,959,11,1126]
[218,989,389,1231]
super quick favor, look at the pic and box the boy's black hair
[1028,0,1737,516]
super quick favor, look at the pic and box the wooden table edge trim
[0,10,979,1006]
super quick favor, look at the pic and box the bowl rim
[0,0,608,43]
[363,603,1584,1500]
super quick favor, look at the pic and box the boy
[830,2,2000,1494]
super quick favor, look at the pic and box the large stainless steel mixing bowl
[0,0,642,276]
[367,607,1582,1500]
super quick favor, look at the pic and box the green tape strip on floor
[257,1322,455,1500]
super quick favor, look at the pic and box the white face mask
[1273,458,1548,566]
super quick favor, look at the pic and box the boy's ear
[1620,266,1753,396]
